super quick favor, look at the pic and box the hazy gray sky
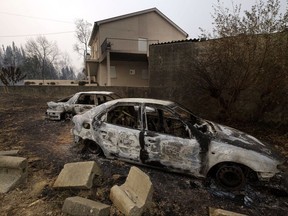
[0,0,286,72]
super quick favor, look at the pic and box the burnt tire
[215,164,245,190]
[85,140,103,155]
[64,112,73,121]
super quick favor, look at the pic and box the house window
[110,66,116,78]
[142,69,148,79]
[138,38,147,52]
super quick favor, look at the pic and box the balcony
[101,38,159,57]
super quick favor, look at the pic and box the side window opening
[107,105,139,129]
[96,95,115,105]
[145,105,190,138]
[76,94,95,105]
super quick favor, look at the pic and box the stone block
[209,207,247,216]
[62,196,110,216]
[110,166,153,216]
[0,156,28,193]
[53,161,102,189]
[0,150,19,156]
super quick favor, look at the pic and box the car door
[142,104,202,175]
[96,104,141,161]
[73,94,96,114]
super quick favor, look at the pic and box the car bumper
[46,109,63,120]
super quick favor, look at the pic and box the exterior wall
[96,60,148,86]
[98,64,107,86]
[4,85,288,125]
[87,10,187,87]
[23,79,79,85]
[149,41,201,87]
[110,60,149,87]
[97,11,187,59]
[148,39,288,125]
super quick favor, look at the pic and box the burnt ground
[0,92,288,216]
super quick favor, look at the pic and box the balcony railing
[101,38,159,55]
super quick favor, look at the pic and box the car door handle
[147,138,156,143]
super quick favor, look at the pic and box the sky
[0,0,287,73]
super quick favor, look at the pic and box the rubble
[209,207,247,216]
[53,161,102,189]
[62,196,110,216]
[0,156,28,193]
[110,166,153,216]
[0,150,20,156]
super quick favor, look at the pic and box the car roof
[75,91,115,95]
[104,98,175,107]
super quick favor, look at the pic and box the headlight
[82,122,91,129]
[56,106,65,111]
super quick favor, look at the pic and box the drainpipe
[84,50,91,85]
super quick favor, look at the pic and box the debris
[53,161,102,189]
[209,207,247,216]
[62,196,110,216]
[0,150,20,156]
[0,156,28,193]
[110,166,153,216]
[28,199,43,207]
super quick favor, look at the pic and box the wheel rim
[216,165,245,190]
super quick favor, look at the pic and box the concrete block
[209,207,247,216]
[110,166,153,216]
[0,156,28,193]
[62,196,110,216]
[0,150,19,156]
[53,161,102,189]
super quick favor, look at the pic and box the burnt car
[72,98,287,190]
[46,91,120,120]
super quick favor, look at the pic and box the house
[86,8,188,87]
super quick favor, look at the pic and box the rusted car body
[46,91,120,120]
[72,98,286,190]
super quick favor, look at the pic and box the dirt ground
[0,92,288,216]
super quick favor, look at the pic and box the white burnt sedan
[46,91,120,120]
[72,98,287,190]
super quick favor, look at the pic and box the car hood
[211,123,283,161]
[47,101,66,109]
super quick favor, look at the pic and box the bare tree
[25,36,59,83]
[194,0,288,120]
[0,66,26,92]
[73,19,92,62]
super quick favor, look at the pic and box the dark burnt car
[46,91,120,120]
[72,98,287,190]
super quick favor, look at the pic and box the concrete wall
[148,40,288,125]
[3,84,288,125]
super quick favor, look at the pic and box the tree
[0,42,26,69]
[0,66,26,92]
[0,43,27,89]
[25,36,59,82]
[73,19,92,62]
[194,0,288,121]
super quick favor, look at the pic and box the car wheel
[85,140,103,155]
[64,112,73,121]
[215,164,245,190]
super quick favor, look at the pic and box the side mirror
[92,118,103,129]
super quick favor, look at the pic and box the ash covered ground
[0,93,287,216]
